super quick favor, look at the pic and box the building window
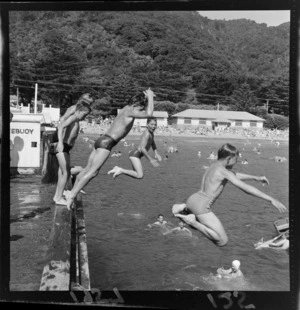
[199,119,206,125]
[235,121,243,126]
[184,118,191,124]
[250,121,257,127]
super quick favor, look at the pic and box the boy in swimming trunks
[66,88,155,210]
[172,143,287,247]
[107,117,162,179]
[52,102,92,205]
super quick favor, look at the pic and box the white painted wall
[10,114,43,168]
[175,118,263,129]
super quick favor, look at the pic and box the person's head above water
[157,214,164,223]
[179,221,185,228]
[231,260,241,272]
[218,143,239,167]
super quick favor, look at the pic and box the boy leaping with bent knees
[108,117,162,179]
[172,143,287,247]
[66,88,155,210]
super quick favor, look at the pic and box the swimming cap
[232,260,240,269]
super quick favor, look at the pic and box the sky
[197,11,290,27]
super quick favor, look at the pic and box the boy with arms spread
[172,143,287,247]
[66,88,155,210]
[108,117,162,179]
[52,102,92,205]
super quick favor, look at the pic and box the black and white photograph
[1,1,299,309]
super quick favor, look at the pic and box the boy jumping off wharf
[66,88,155,210]
[107,117,162,179]
[52,99,92,205]
[172,143,287,247]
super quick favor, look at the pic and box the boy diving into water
[172,143,287,247]
[66,88,155,210]
[107,117,162,179]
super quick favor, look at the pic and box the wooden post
[34,83,38,114]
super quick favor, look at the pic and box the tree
[229,83,258,112]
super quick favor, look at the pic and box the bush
[264,114,289,130]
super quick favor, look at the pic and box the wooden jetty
[39,194,90,291]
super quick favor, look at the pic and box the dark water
[71,136,289,291]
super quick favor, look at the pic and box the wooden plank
[40,205,73,291]
[75,195,91,290]
[40,195,90,291]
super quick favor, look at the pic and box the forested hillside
[9,11,289,117]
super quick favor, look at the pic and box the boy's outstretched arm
[223,170,287,213]
[235,172,269,185]
[130,88,155,118]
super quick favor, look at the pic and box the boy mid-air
[172,143,287,247]
[108,117,162,179]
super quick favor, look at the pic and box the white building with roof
[172,109,265,129]
[133,111,169,127]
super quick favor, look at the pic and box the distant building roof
[153,111,168,118]
[172,109,265,122]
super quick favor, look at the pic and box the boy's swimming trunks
[128,148,143,159]
[186,191,215,215]
[94,134,117,151]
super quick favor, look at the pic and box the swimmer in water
[111,151,119,157]
[66,88,155,210]
[256,231,289,250]
[172,143,287,247]
[241,159,248,165]
[269,232,289,250]
[147,214,167,228]
[274,156,287,163]
[108,117,162,179]
[217,260,243,278]
[163,221,192,236]
[207,151,217,160]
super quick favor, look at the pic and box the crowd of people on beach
[40,89,288,286]
[77,118,288,141]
